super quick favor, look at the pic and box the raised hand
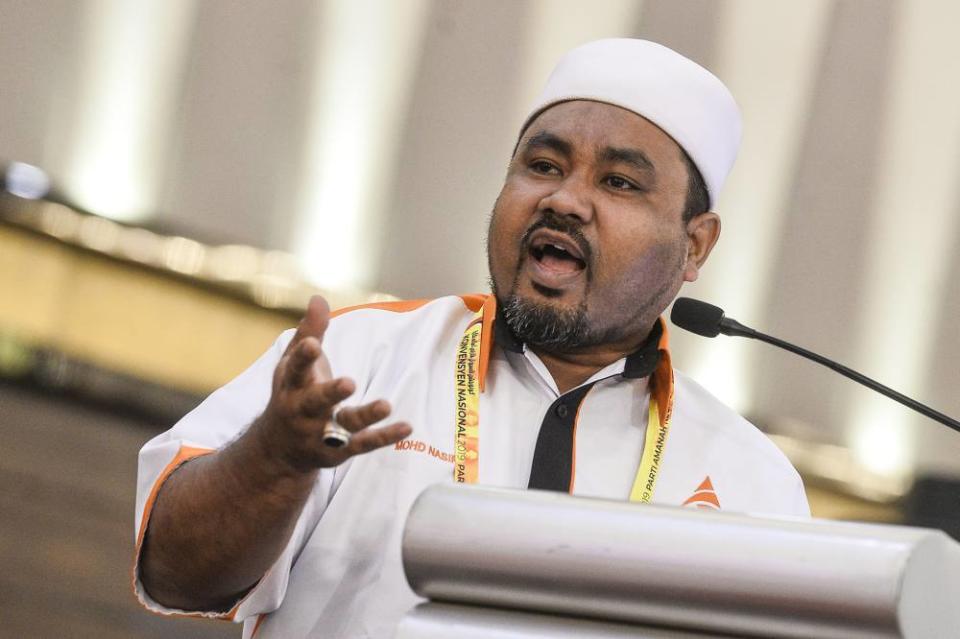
[258,295,412,473]
[141,295,413,610]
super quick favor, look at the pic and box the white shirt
[133,294,808,638]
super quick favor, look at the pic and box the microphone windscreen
[671,298,724,337]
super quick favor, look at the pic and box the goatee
[498,293,592,351]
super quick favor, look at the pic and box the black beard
[498,292,593,351]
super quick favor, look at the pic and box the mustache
[520,212,593,267]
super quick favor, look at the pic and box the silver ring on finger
[322,410,351,448]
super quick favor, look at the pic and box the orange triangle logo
[682,476,721,509]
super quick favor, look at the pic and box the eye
[604,175,639,191]
[529,160,560,175]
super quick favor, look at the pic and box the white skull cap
[520,38,741,209]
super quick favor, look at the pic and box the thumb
[289,295,331,352]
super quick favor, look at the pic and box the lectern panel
[402,485,960,638]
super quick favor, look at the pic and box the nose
[537,174,595,225]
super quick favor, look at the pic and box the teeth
[529,236,583,263]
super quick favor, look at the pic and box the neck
[530,324,657,394]
[530,350,615,395]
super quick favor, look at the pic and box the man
[134,39,808,638]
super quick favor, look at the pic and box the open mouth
[528,235,587,274]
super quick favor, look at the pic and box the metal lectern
[396,485,960,639]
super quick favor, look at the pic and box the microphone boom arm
[734,324,960,434]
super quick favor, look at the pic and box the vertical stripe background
[0,0,957,479]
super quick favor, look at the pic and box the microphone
[670,297,960,434]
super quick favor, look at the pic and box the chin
[499,289,592,351]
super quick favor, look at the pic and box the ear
[682,212,721,282]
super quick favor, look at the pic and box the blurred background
[1,0,959,636]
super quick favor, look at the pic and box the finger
[299,377,355,417]
[285,295,331,355]
[345,422,412,456]
[333,400,392,433]
[282,336,322,389]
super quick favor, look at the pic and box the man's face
[487,100,701,353]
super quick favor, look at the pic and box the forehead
[519,100,686,170]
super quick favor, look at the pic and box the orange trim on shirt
[478,295,497,392]
[656,316,671,351]
[649,317,674,429]
[330,298,433,318]
[131,444,247,621]
[457,294,497,392]
[568,384,597,494]
[457,293,487,313]
[251,613,268,637]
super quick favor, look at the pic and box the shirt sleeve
[789,473,812,517]
[132,329,336,622]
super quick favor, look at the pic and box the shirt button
[555,404,569,419]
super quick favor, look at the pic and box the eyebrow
[521,131,573,157]
[599,146,656,175]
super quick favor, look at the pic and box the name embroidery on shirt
[394,439,456,464]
